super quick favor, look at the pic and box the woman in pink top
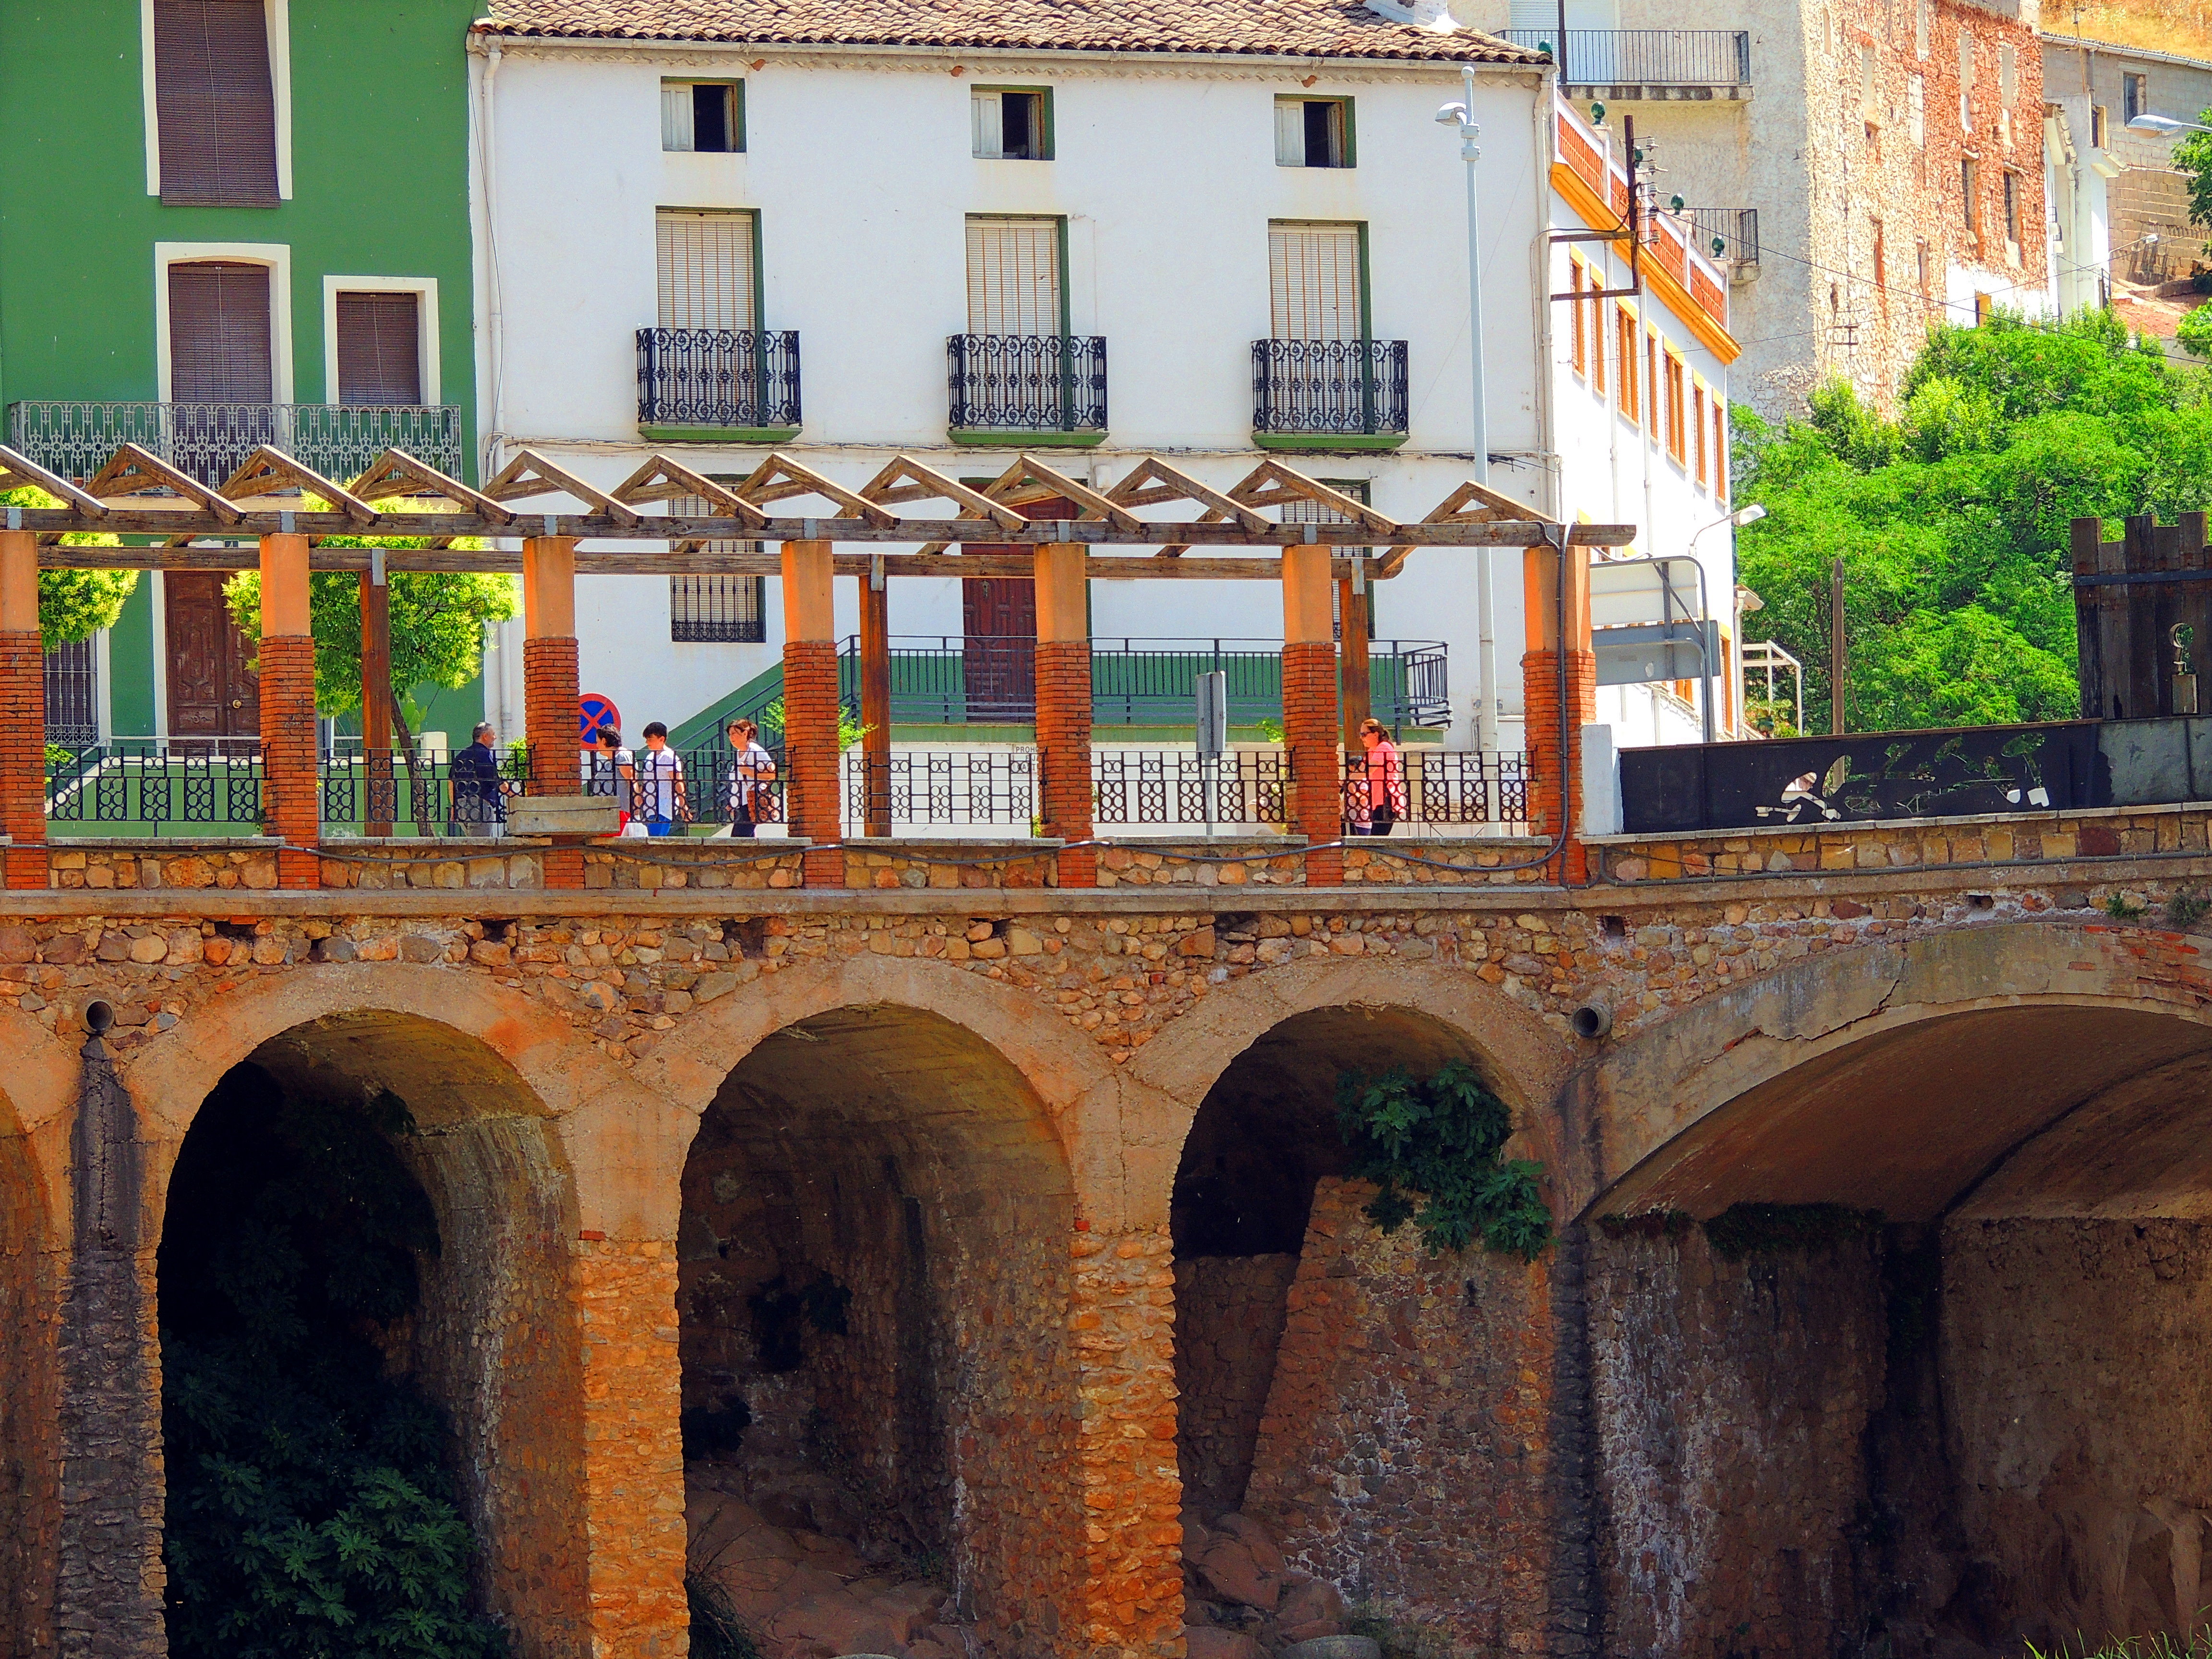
[1351,718,1406,836]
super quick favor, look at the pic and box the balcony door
[657,209,758,330]
[966,216,1061,337]
[166,572,260,744]
[168,259,274,485]
[1268,222,1363,343]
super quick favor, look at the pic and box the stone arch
[116,967,687,1658]
[1573,921,2212,1659]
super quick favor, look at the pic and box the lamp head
[2128,111,2202,135]
[1731,503,1767,528]
[1435,100,1469,126]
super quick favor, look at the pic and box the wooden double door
[959,494,1079,724]
[166,573,260,743]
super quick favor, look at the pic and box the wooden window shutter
[1274,98,1305,165]
[656,210,757,330]
[168,262,273,403]
[973,89,1005,158]
[155,0,279,207]
[335,291,422,404]
[1268,223,1361,342]
[965,216,1060,337]
[662,83,694,151]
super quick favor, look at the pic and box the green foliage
[2180,302,2212,362]
[2105,890,2148,921]
[224,569,517,722]
[2176,109,2212,240]
[2028,1629,2212,1659]
[159,1069,507,1659]
[752,696,869,752]
[0,485,139,649]
[1700,1202,1883,1262]
[685,1573,763,1659]
[1735,308,2212,732]
[2169,889,2211,929]
[1334,1060,1553,1260]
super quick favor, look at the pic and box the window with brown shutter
[155,0,279,207]
[335,292,422,404]
[168,262,273,402]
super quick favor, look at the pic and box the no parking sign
[579,693,621,747]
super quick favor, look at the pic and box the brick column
[1034,542,1094,887]
[523,537,583,888]
[0,529,48,889]
[1281,545,1343,886]
[258,533,322,887]
[1522,538,1596,885]
[781,541,843,885]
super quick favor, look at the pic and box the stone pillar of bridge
[0,529,48,890]
[1281,544,1343,885]
[258,533,322,888]
[1523,535,1596,884]
[523,536,584,889]
[1035,542,1094,887]
[782,540,844,886]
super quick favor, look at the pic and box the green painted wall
[0,0,485,736]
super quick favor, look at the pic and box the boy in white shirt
[634,722,689,836]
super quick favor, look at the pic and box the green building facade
[0,0,483,748]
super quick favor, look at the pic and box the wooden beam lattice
[1377,477,1552,578]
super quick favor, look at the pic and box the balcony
[1502,29,1751,97]
[5,401,465,487]
[1681,207,1760,279]
[636,328,803,442]
[1251,339,1410,450]
[947,334,1108,446]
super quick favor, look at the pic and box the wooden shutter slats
[336,291,422,405]
[657,210,757,331]
[155,0,279,207]
[965,217,1059,337]
[1268,222,1360,342]
[169,262,273,404]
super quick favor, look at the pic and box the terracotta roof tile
[473,0,1540,63]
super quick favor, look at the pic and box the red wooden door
[960,495,1074,724]
[166,573,261,743]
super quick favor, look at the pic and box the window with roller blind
[1268,222,1367,342]
[334,291,421,404]
[657,209,761,331]
[965,216,1064,337]
[169,261,273,402]
[152,0,280,206]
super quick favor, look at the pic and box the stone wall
[1173,1254,1299,1518]
[1244,1180,1562,1653]
[0,1127,59,1659]
[1587,1225,1887,1659]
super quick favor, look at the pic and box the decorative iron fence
[44,640,99,748]
[1682,208,1759,268]
[46,742,264,830]
[1500,29,1751,85]
[947,335,1108,433]
[1251,340,1410,437]
[845,750,1039,829]
[636,329,804,430]
[1093,750,1292,829]
[320,747,537,837]
[6,401,466,487]
[1342,750,1530,830]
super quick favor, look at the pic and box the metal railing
[1682,207,1759,269]
[1251,339,1410,437]
[1343,751,1529,830]
[1501,29,1751,85]
[6,401,466,487]
[948,335,1108,433]
[1094,749,1292,829]
[835,636,1451,730]
[46,742,264,830]
[636,329,803,430]
[321,748,537,836]
[845,750,1039,830]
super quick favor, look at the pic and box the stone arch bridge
[8,808,2212,1659]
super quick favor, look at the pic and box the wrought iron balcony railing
[1501,29,1751,86]
[948,334,1108,433]
[1252,339,1410,437]
[1681,207,1760,269]
[6,401,465,488]
[636,328,803,431]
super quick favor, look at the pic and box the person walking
[1348,717,1406,836]
[725,717,777,837]
[449,722,512,836]
[588,726,635,831]
[634,721,689,836]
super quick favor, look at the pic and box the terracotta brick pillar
[1522,536,1596,885]
[523,537,584,888]
[1034,542,1094,887]
[258,533,322,887]
[0,529,48,889]
[781,540,843,885]
[1281,544,1343,886]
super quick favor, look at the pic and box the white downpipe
[1459,64,1499,754]
[479,41,507,475]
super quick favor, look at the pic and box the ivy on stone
[1334,1060,1553,1260]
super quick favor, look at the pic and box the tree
[2175,107,2212,242]
[0,485,139,649]
[1733,308,2212,732]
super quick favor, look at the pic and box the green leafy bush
[1334,1060,1552,1260]
[158,1069,507,1659]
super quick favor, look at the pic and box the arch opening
[676,1004,1076,1659]
[0,1094,57,1659]
[1588,1000,2212,1659]
[155,1011,584,1659]
[1169,1005,1543,1653]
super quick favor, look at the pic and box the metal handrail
[1251,339,1410,436]
[947,334,1108,432]
[6,400,466,487]
[1502,29,1751,85]
[1682,207,1759,268]
[636,328,803,429]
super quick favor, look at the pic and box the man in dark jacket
[448,722,510,836]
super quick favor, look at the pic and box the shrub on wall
[1334,1060,1552,1260]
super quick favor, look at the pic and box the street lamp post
[2127,112,2212,136]
[1436,69,1499,753]
[1691,502,1766,738]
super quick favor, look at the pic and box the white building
[469,0,1743,775]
